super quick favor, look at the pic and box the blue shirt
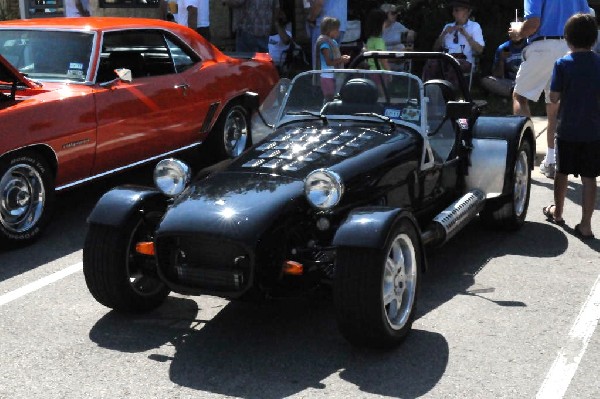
[316,0,348,33]
[550,51,600,142]
[494,40,524,80]
[525,0,590,42]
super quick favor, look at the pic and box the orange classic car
[0,17,278,247]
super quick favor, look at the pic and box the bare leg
[546,101,559,154]
[579,176,597,236]
[553,172,568,222]
[513,91,531,116]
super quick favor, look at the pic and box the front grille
[156,235,251,292]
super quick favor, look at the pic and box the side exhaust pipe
[422,189,485,246]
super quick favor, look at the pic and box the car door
[92,29,206,174]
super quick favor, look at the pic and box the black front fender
[333,206,427,272]
[333,207,420,249]
[87,185,169,227]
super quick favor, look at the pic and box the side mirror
[244,91,260,111]
[446,101,475,119]
[115,68,132,83]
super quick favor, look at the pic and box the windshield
[0,29,95,83]
[271,70,424,131]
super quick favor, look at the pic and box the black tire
[480,140,532,230]
[334,218,422,349]
[83,209,170,312]
[208,103,251,160]
[0,151,55,247]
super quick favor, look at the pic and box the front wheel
[83,209,170,312]
[480,140,532,230]
[334,218,422,349]
[0,152,55,248]
[208,103,251,159]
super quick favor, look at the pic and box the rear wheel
[0,151,54,247]
[480,140,532,229]
[83,209,170,312]
[334,218,421,348]
[208,103,250,159]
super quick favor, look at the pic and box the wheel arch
[0,144,58,180]
[468,116,534,198]
[333,206,428,272]
[87,185,169,228]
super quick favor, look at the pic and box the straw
[515,9,518,22]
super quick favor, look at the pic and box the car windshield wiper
[353,112,396,131]
[287,110,328,126]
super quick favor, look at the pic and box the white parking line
[0,262,82,307]
[536,274,600,399]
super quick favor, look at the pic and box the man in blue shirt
[480,34,525,97]
[509,0,591,179]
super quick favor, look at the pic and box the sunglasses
[453,31,459,44]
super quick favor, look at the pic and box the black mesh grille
[156,235,251,292]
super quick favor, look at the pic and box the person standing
[223,0,278,53]
[543,12,600,239]
[509,0,591,179]
[173,0,211,40]
[65,0,91,17]
[187,0,211,41]
[307,0,348,69]
[315,17,350,101]
[364,8,390,71]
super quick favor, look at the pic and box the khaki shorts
[513,39,569,103]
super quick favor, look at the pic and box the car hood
[156,172,305,245]
[229,122,417,179]
[0,53,37,89]
[157,122,420,245]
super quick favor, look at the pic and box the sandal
[542,205,565,225]
[574,224,595,240]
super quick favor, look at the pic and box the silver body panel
[465,138,507,198]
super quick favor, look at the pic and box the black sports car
[83,52,535,349]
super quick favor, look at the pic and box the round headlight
[304,169,344,209]
[153,159,191,197]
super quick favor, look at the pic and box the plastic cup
[168,1,178,14]
[510,21,523,31]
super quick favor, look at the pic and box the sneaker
[540,162,555,179]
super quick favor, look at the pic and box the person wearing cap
[381,3,416,51]
[509,0,591,179]
[423,0,484,88]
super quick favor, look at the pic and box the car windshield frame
[0,28,97,84]
[272,69,427,134]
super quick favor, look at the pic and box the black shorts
[556,138,600,178]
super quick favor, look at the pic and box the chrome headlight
[153,159,191,197]
[304,169,344,209]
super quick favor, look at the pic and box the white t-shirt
[440,20,485,65]
[269,28,292,65]
[64,0,90,17]
[382,22,409,51]
[175,0,209,28]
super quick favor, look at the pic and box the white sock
[546,148,555,164]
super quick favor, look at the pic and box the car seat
[321,78,384,115]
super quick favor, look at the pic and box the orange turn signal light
[282,260,303,276]
[135,241,155,256]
